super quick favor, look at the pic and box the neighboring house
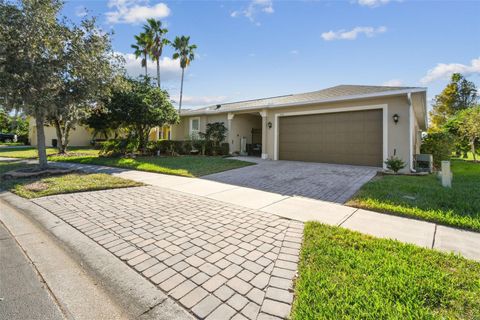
[171,85,427,172]
[28,116,172,147]
[28,118,93,147]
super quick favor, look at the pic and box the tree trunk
[144,53,148,78]
[35,112,48,169]
[62,124,71,154]
[53,118,65,154]
[156,59,160,88]
[178,67,185,113]
[472,139,477,162]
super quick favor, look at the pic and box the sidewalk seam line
[337,209,358,226]
[431,224,438,249]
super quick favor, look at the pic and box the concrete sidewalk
[50,161,480,261]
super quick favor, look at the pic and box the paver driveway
[33,186,303,320]
[204,158,379,203]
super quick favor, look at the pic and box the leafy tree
[454,106,480,161]
[0,0,66,168]
[420,131,455,168]
[100,77,178,152]
[429,73,478,131]
[0,107,28,138]
[172,36,197,112]
[48,18,124,154]
[132,32,152,78]
[143,19,169,88]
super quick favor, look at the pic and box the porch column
[156,127,160,141]
[227,113,235,154]
[260,109,268,159]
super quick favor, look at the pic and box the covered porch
[226,110,268,159]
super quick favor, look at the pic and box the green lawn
[49,155,254,177]
[347,160,480,231]
[291,222,480,320]
[0,160,142,198]
[0,146,254,177]
[0,146,99,158]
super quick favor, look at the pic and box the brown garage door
[279,109,383,167]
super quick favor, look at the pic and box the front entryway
[204,159,378,203]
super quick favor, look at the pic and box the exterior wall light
[267,121,273,129]
[393,114,399,124]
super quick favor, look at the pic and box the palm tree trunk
[156,59,160,88]
[144,52,148,78]
[179,67,185,113]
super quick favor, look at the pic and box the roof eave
[180,88,428,116]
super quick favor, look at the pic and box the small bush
[385,156,406,173]
[99,138,139,157]
[421,131,454,168]
[100,139,126,157]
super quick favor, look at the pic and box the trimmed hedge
[146,140,229,156]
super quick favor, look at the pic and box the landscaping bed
[347,160,480,231]
[0,160,142,199]
[291,222,480,319]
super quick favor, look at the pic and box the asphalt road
[0,222,64,320]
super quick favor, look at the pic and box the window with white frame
[190,117,200,138]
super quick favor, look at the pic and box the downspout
[408,92,416,172]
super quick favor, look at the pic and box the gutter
[180,88,428,116]
[408,92,417,173]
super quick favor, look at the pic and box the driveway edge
[0,191,193,320]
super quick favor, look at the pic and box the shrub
[99,139,126,157]
[99,138,138,157]
[384,156,406,173]
[421,131,454,168]
[217,142,230,156]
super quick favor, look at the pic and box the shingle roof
[181,85,426,115]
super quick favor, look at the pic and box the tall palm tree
[143,19,169,88]
[131,32,152,78]
[172,36,196,112]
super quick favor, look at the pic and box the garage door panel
[279,109,383,167]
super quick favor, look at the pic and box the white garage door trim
[273,104,388,169]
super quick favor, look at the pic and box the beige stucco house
[171,85,427,172]
[28,117,94,147]
[28,85,427,173]
[28,118,172,148]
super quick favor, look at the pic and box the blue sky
[63,0,480,109]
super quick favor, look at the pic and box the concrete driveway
[204,158,379,203]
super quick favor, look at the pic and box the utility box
[415,154,433,173]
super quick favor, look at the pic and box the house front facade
[171,85,427,172]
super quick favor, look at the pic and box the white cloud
[321,26,387,41]
[231,0,274,25]
[420,57,480,84]
[356,0,392,7]
[290,50,299,55]
[179,95,229,107]
[382,79,403,86]
[75,6,87,18]
[117,52,181,81]
[106,0,170,24]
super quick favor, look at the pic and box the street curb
[0,191,193,320]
